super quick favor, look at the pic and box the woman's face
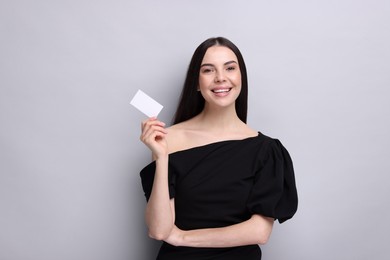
[198,46,241,109]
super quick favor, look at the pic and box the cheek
[198,76,211,89]
[232,73,242,86]
[233,73,242,93]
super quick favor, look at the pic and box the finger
[141,118,166,133]
[142,125,167,142]
[141,124,167,143]
[141,118,155,131]
[141,131,167,148]
[141,122,166,137]
[142,117,165,128]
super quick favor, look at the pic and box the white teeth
[213,88,230,93]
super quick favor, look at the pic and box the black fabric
[140,132,298,260]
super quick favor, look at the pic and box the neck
[194,104,245,132]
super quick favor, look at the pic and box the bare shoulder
[165,122,191,154]
[165,119,214,154]
[165,120,259,154]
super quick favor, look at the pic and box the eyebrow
[200,60,238,68]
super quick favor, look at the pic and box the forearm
[145,156,174,240]
[170,215,274,248]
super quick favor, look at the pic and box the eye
[202,67,214,73]
[226,66,236,71]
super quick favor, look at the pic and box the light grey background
[1,0,389,259]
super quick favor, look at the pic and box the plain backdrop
[1,0,389,259]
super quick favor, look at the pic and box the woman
[139,37,298,260]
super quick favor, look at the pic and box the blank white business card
[130,89,163,117]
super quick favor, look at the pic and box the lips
[211,88,232,93]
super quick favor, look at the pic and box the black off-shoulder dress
[140,132,298,260]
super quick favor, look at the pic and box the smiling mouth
[212,88,232,93]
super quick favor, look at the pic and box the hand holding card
[130,89,163,117]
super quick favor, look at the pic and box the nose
[214,70,226,82]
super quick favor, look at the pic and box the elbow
[255,226,272,245]
[251,215,274,245]
[145,214,175,241]
[257,233,271,245]
[147,227,172,241]
[148,231,168,241]
[256,226,272,245]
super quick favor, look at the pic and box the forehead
[201,46,238,64]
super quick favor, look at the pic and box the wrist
[155,154,169,164]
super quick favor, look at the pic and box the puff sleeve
[139,162,176,202]
[247,139,298,223]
